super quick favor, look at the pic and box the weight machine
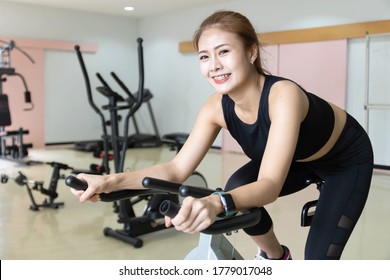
[0,39,34,161]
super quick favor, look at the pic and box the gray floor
[0,144,389,260]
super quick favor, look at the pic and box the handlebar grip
[179,184,213,198]
[159,200,181,218]
[142,177,182,193]
[65,175,118,202]
[65,175,88,191]
[65,175,166,202]
[142,177,213,198]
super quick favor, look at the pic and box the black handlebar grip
[65,175,88,191]
[65,175,163,202]
[159,200,181,218]
[142,177,182,193]
[179,184,213,198]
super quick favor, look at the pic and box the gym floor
[0,144,389,260]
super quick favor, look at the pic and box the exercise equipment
[94,71,162,150]
[162,132,189,151]
[64,170,208,248]
[65,175,259,259]
[74,50,161,154]
[0,40,34,161]
[65,174,175,248]
[66,174,323,259]
[145,176,324,259]
[142,177,261,260]
[72,45,111,175]
[105,71,161,148]
[73,38,175,248]
[1,161,73,211]
[300,175,324,227]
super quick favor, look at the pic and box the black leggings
[224,114,373,259]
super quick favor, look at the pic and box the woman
[71,10,373,260]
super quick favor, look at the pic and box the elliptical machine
[74,38,177,248]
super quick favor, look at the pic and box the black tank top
[222,75,335,162]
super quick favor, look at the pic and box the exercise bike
[66,172,323,259]
[65,175,261,259]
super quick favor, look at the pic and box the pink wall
[279,40,347,108]
[1,37,95,148]
[222,39,348,153]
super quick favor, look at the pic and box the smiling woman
[196,28,260,101]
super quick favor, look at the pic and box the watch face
[222,193,236,211]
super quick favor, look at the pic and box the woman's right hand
[69,173,112,203]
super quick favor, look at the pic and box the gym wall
[0,2,139,146]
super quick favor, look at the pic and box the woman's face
[197,27,254,94]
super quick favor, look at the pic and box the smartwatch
[212,191,237,217]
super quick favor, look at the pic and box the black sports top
[222,75,335,162]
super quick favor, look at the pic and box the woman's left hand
[164,195,222,233]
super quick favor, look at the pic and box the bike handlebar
[142,177,261,234]
[65,175,261,235]
[64,175,162,202]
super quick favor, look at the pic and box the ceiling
[3,0,233,18]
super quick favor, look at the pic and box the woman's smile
[212,73,231,84]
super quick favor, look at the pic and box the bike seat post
[301,177,324,227]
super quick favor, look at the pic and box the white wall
[0,2,139,143]
[1,0,390,148]
[353,34,390,167]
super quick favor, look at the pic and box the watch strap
[212,191,237,217]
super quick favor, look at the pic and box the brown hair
[193,10,266,75]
